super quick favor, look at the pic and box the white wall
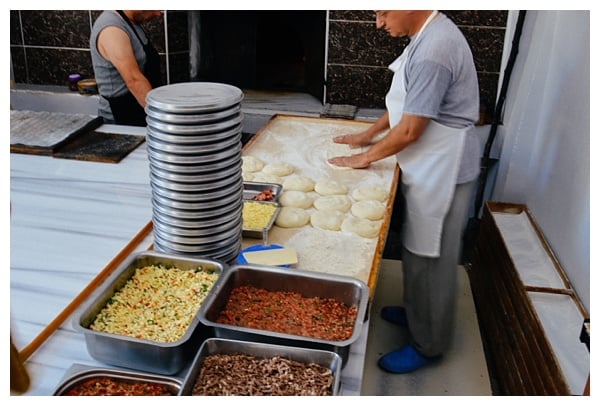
[491,10,590,311]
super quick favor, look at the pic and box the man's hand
[332,132,373,148]
[328,153,371,169]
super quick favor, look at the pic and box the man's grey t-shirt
[402,13,481,184]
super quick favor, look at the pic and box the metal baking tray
[53,363,183,395]
[242,200,281,242]
[197,264,369,364]
[243,181,282,202]
[74,251,227,375]
[179,338,342,395]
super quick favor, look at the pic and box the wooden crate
[469,202,588,395]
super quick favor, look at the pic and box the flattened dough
[314,179,348,196]
[283,175,314,192]
[242,172,254,181]
[262,161,294,176]
[279,190,314,209]
[276,207,310,228]
[352,185,389,202]
[341,216,381,238]
[313,195,352,212]
[351,199,386,220]
[242,156,264,172]
[310,209,345,231]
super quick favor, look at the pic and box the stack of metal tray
[145,82,245,263]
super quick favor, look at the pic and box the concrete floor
[360,257,493,396]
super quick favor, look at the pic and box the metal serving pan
[243,181,283,202]
[53,363,182,396]
[242,200,281,241]
[197,264,369,364]
[74,251,226,375]
[179,338,342,396]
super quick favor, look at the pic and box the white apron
[386,11,469,257]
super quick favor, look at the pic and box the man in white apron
[329,10,481,373]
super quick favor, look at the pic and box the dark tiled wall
[10,10,189,87]
[11,10,506,118]
[327,10,508,116]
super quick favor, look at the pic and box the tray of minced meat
[198,264,368,363]
[74,251,226,375]
[53,363,182,396]
[179,338,342,396]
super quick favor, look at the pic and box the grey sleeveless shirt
[90,11,150,122]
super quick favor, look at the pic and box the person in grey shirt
[329,10,480,373]
[90,10,163,126]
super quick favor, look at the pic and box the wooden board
[242,114,399,295]
[52,131,145,163]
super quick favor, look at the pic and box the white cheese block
[242,247,298,266]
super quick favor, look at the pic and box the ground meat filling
[215,285,357,341]
[192,354,334,396]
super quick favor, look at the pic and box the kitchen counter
[9,123,373,396]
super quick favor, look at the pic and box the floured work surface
[10,110,102,155]
[242,114,399,291]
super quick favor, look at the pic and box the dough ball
[310,210,345,231]
[252,172,283,185]
[313,195,352,212]
[279,190,314,209]
[242,156,264,173]
[276,207,310,228]
[314,179,348,196]
[351,200,386,220]
[352,185,389,202]
[283,175,315,192]
[242,172,254,181]
[262,161,294,177]
[341,216,381,238]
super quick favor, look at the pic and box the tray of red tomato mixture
[52,364,182,396]
[198,263,369,364]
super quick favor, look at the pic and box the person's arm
[328,113,430,169]
[96,26,152,108]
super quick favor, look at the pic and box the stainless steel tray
[53,363,183,396]
[197,264,369,364]
[179,338,342,395]
[243,181,283,202]
[74,251,227,375]
[242,200,281,244]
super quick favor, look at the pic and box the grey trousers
[401,180,475,357]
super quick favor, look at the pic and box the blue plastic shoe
[380,306,408,326]
[378,344,441,374]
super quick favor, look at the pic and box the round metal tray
[145,103,242,125]
[146,82,244,114]
[146,113,243,136]
[149,161,241,184]
[149,171,241,192]
[152,204,242,229]
[152,197,242,220]
[146,142,242,165]
[150,178,243,202]
[152,188,242,210]
[147,149,242,174]
[146,123,242,145]
[146,130,241,155]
